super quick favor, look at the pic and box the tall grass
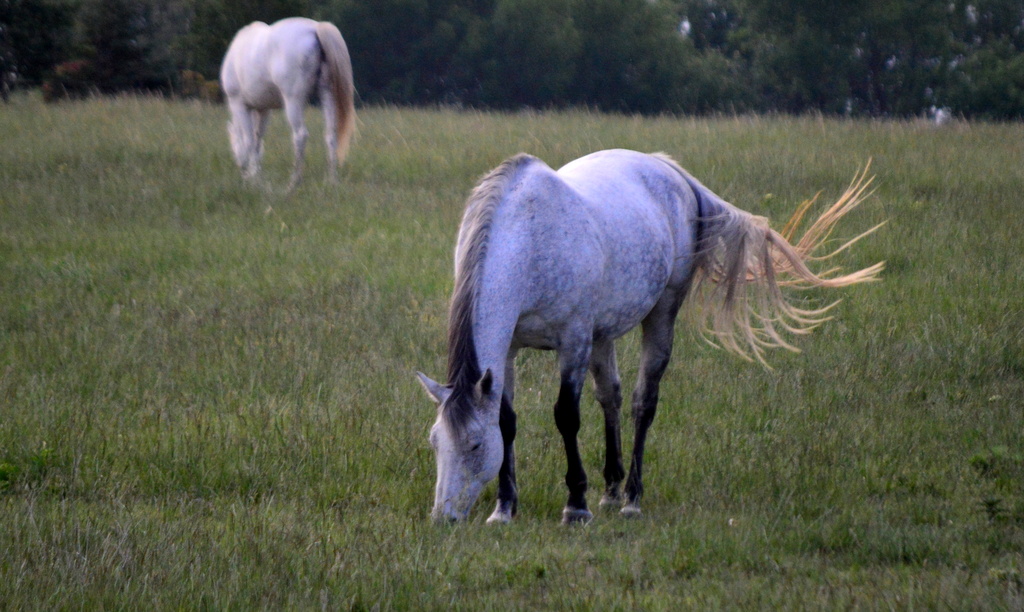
[0,93,1022,609]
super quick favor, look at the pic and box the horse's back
[559,149,699,273]
[558,150,689,222]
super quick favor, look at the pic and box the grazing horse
[417,149,883,524]
[220,17,356,191]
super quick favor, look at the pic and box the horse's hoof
[620,503,642,518]
[561,507,593,525]
[598,494,621,509]
[486,510,513,525]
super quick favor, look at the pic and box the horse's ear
[475,369,494,399]
[416,372,451,405]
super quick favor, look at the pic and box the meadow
[0,93,1022,609]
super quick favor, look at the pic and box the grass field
[1,92,1022,609]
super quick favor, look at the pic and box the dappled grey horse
[418,149,883,524]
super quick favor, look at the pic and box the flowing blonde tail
[689,162,885,365]
[315,21,356,168]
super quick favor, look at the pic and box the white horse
[417,149,883,524]
[220,17,356,191]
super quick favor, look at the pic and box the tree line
[2,0,1023,118]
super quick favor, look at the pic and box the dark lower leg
[623,334,674,508]
[624,384,659,505]
[590,342,624,504]
[495,393,518,517]
[599,383,625,502]
[554,380,588,514]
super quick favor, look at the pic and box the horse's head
[416,370,504,522]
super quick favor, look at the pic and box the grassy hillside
[0,93,1021,609]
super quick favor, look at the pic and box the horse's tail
[315,21,356,168]
[655,154,885,365]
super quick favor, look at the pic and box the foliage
[324,0,476,105]
[4,0,1024,112]
[476,0,581,108]
[40,57,92,100]
[73,0,202,94]
[0,0,76,87]
[188,0,311,79]
[952,49,1024,118]
[177,69,222,102]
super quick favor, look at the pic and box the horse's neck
[465,284,518,391]
[454,163,538,391]
[465,236,528,391]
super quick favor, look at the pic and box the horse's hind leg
[282,97,309,192]
[554,337,593,524]
[590,339,625,508]
[227,98,257,179]
[319,79,339,183]
[623,296,683,517]
[487,350,519,524]
[249,109,269,181]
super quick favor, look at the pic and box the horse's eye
[469,443,482,452]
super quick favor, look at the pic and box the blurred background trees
[2,0,1023,118]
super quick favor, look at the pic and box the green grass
[1,92,1022,609]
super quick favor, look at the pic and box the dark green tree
[726,0,862,113]
[946,0,1024,118]
[0,0,76,87]
[328,0,491,105]
[76,0,158,91]
[570,0,692,113]
[678,0,743,51]
[190,0,310,78]
[472,0,580,108]
[847,0,955,116]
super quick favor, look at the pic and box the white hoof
[562,507,594,525]
[486,510,513,525]
[599,494,621,509]
[620,503,642,518]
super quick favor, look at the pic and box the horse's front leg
[487,351,519,524]
[487,392,518,524]
[623,300,681,517]
[555,341,592,524]
[590,339,625,508]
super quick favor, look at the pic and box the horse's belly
[512,258,671,349]
[594,294,662,339]
[512,290,662,350]
[512,315,560,351]
[241,81,284,109]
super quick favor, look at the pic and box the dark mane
[443,153,534,431]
